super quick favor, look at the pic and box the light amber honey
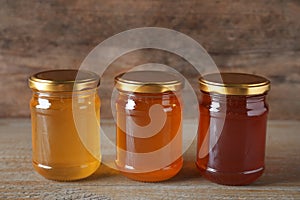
[29,70,101,181]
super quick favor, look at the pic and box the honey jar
[196,73,270,185]
[28,69,101,181]
[114,71,184,182]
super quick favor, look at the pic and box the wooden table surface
[0,118,299,199]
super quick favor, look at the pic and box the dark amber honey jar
[114,71,184,182]
[196,73,270,185]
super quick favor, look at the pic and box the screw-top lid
[199,73,270,95]
[28,69,100,92]
[115,71,184,93]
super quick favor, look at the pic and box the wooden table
[1,119,299,199]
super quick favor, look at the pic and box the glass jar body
[196,91,268,185]
[30,89,101,181]
[115,91,183,182]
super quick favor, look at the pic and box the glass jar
[196,73,270,185]
[114,71,184,182]
[28,69,101,181]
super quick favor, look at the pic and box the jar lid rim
[28,69,100,92]
[115,71,184,93]
[199,73,270,95]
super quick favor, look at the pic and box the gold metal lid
[199,73,270,95]
[28,69,100,92]
[115,71,184,93]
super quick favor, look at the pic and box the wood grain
[0,0,299,119]
[0,119,299,199]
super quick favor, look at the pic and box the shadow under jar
[114,71,184,182]
[196,73,270,185]
[28,69,101,181]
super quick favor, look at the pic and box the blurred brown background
[0,0,299,120]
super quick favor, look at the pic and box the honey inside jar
[114,71,184,182]
[196,73,270,185]
[29,70,101,181]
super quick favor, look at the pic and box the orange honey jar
[114,71,184,182]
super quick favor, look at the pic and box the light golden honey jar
[28,69,101,181]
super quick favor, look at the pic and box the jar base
[33,160,100,181]
[196,163,264,186]
[118,158,183,182]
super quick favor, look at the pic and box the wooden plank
[0,118,299,199]
[0,0,299,119]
